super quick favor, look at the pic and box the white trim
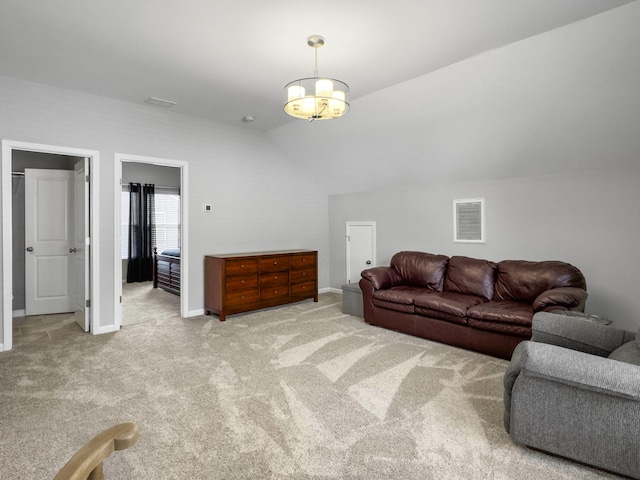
[345,221,377,284]
[115,153,189,328]
[12,310,26,318]
[453,198,486,244]
[1,140,100,352]
[322,287,342,295]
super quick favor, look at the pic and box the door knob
[366,260,372,265]
[69,248,77,253]
[26,246,34,252]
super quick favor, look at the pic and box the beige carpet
[0,293,620,479]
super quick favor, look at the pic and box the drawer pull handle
[302,258,306,262]
[302,272,306,276]
[241,295,244,299]
[274,290,278,294]
[273,261,278,265]
[241,280,245,284]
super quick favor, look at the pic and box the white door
[346,222,376,284]
[25,169,74,315]
[73,160,90,331]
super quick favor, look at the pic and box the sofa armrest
[360,266,403,291]
[532,286,587,312]
[531,311,632,357]
[504,340,640,431]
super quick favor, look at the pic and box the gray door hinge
[86,299,91,308]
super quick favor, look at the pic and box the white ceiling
[0,0,635,131]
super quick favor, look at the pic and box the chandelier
[284,35,350,121]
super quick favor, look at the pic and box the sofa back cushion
[444,256,496,301]
[494,260,586,303]
[390,251,448,291]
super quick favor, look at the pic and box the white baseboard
[12,309,25,318]
[0,342,5,352]
[321,287,343,294]
[187,309,206,317]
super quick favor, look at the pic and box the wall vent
[454,198,485,243]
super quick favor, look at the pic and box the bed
[153,247,180,295]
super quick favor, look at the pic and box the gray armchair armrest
[531,311,633,357]
[504,340,640,478]
[504,340,640,431]
[360,266,403,291]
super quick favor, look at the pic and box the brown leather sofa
[359,251,587,359]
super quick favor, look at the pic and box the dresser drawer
[225,274,258,292]
[260,256,290,272]
[225,258,259,275]
[261,286,289,301]
[291,281,316,296]
[260,271,289,287]
[225,289,260,307]
[291,253,316,269]
[290,267,315,283]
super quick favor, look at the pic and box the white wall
[0,76,329,347]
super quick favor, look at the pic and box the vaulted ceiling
[0,0,635,131]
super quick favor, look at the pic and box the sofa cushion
[468,300,533,330]
[608,341,640,366]
[443,256,496,301]
[414,291,486,325]
[372,286,426,313]
[494,260,586,303]
[390,251,448,291]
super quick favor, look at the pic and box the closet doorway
[114,154,189,328]
[1,140,100,352]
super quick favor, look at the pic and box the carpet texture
[0,292,620,479]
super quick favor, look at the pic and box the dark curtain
[127,183,155,283]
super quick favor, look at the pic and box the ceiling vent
[144,97,177,108]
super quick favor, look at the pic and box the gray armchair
[504,311,640,479]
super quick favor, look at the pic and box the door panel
[25,169,74,315]
[74,159,90,331]
[346,222,376,285]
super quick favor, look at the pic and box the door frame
[346,221,377,284]
[114,153,189,328]
[1,140,100,352]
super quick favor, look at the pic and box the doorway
[346,221,376,284]
[114,153,189,328]
[1,140,100,352]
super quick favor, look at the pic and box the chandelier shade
[284,36,350,121]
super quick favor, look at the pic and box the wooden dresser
[204,250,318,321]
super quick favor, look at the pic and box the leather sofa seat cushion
[414,291,487,325]
[443,256,496,301]
[468,300,533,325]
[494,260,587,303]
[372,286,426,313]
[390,251,448,291]
[468,300,533,336]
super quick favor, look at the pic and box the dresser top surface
[206,249,317,259]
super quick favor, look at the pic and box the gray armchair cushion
[609,340,640,366]
[531,311,631,357]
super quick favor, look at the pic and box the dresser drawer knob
[302,272,306,276]
[273,261,278,265]
[241,280,245,284]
